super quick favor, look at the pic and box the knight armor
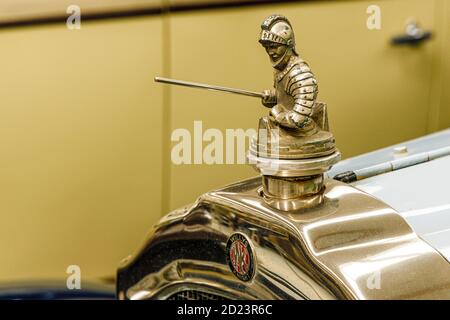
[259,15,318,130]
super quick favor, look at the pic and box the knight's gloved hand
[261,89,277,108]
[287,111,310,128]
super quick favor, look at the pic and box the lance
[155,76,263,99]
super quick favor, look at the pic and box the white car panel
[351,155,450,263]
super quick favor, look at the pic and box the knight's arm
[286,63,318,118]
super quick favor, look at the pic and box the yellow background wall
[0,17,164,281]
[0,0,448,282]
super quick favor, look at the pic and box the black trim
[0,7,164,29]
[0,0,317,29]
[333,171,357,183]
[168,0,283,12]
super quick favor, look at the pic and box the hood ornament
[248,14,340,211]
[155,14,340,211]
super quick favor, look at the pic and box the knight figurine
[248,14,341,210]
[155,15,341,211]
[259,14,317,131]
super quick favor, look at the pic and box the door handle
[391,21,432,46]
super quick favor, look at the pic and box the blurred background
[0,0,448,285]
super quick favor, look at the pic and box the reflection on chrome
[303,208,394,232]
[117,179,450,300]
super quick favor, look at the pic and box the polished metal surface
[262,175,324,199]
[248,151,341,177]
[117,177,450,300]
[154,76,263,98]
[261,175,325,211]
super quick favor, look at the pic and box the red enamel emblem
[226,233,255,281]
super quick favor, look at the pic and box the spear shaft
[155,76,263,99]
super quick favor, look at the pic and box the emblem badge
[226,233,255,281]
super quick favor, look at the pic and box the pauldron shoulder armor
[285,62,318,116]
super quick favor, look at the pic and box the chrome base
[247,151,341,177]
[248,150,340,211]
[262,175,324,199]
[259,186,324,211]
